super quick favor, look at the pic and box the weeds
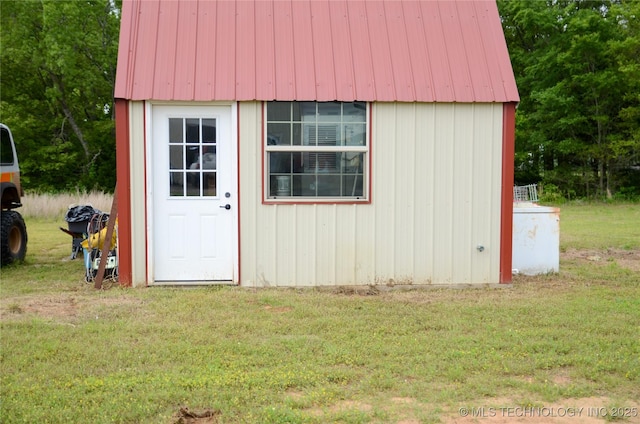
[20,190,113,220]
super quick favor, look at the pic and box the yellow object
[81,218,117,250]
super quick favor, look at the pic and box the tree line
[499,0,640,200]
[1,0,638,199]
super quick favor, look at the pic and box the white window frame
[264,101,369,203]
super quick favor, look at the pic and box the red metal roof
[115,0,519,102]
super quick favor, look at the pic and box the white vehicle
[1,123,28,265]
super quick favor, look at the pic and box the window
[168,117,217,197]
[265,101,368,201]
[1,127,14,165]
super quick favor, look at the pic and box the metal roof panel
[114,0,519,103]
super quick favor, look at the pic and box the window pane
[317,102,341,122]
[304,124,339,147]
[267,101,291,121]
[267,123,291,146]
[203,172,217,197]
[300,102,317,121]
[186,172,200,196]
[169,145,183,169]
[269,152,292,173]
[186,118,200,143]
[292,123,303,146]
[344,124,366,146]
[202,119,216,143]
[169,118,183,143]
[170,172,184,196]
[316,175,340,196]
[1,129,13,164]
[186,146,199,169]
[270,175,292,197]
[342,175,364,197]
[340,152,364,173]
[343,102,367,122]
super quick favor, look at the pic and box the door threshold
[150,280,237,287]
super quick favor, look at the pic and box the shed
[114,0,519,287]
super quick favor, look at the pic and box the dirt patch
[0,293,145,323]
[172,407,220,424]
[563,247,640,272]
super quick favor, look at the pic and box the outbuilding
[114,0,519,287]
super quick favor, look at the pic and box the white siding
[239,102,503,287]
[129,101,147,287]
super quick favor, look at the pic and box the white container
[512,203,560,275]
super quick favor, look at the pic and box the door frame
[145,101,239,285]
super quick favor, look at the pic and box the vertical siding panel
[471,104,494,282]
[295,205,316,286]
[394,104,416,281]
[432,104,455,283]
[427,105,437,283]
[130,102,146,285]
[315,206,336,285]
[259,203,278,286]
[275,205,296,286]
[238,102,259,286]
[355,205,375,284]
[491,104,504,279]
[451,104,474,283]
[413,103,435,283]
[373,104,396,282]
[336,205,357,285]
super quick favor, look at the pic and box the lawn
[1,202,639,423]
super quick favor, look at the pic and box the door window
[168,117,217,197]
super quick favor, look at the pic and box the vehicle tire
[1,210,28,266]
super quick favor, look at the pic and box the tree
[499,0,640,199]
[0,0,120,192]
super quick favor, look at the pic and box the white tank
[512,203,560,275]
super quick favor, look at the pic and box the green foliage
[0,0,119,192]
[500,0,640,199]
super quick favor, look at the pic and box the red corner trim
[115,99,132,287]
[500,102,516,284]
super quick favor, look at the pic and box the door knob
[220,204,231,210]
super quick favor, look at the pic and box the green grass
[1,203,639,423]
[557,201,640,250]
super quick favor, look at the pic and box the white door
[151,105,237,283]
